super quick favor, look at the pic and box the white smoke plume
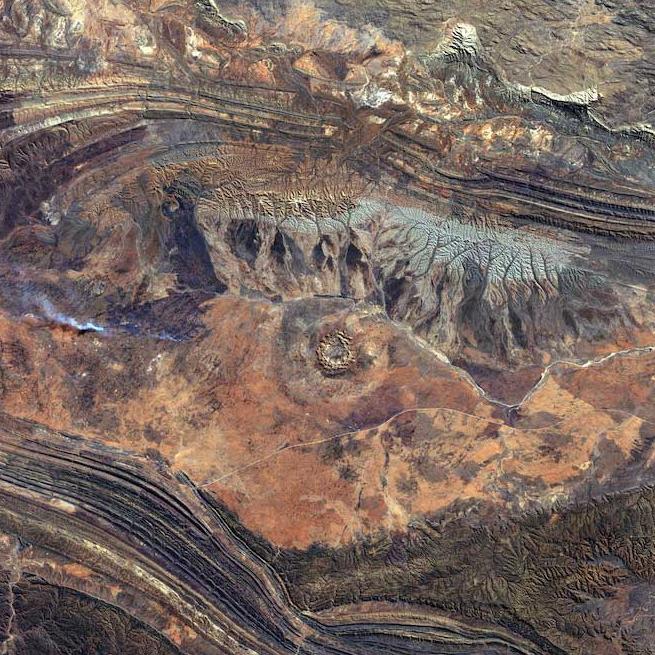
[35,297,106,333]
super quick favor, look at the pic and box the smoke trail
[36,298,106,333]
[25,296,186,342]
[116,320,183,342]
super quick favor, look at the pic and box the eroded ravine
[3,0,655,653]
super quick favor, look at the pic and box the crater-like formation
[2,1,655,654]
[316,330,355,375]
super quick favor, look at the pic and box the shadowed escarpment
[3,0,655,654]
[2,16,655,392]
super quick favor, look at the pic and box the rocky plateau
[1,0,655,653]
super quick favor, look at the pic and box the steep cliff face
[1,1,655,654]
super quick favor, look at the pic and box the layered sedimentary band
[3,53,655,238]
[0,413,552,655]
[2,2,655,654]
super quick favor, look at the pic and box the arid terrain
[1,0,655,653]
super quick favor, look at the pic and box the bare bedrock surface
[1,0,655,653]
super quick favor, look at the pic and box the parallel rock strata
[1,0,655,653]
